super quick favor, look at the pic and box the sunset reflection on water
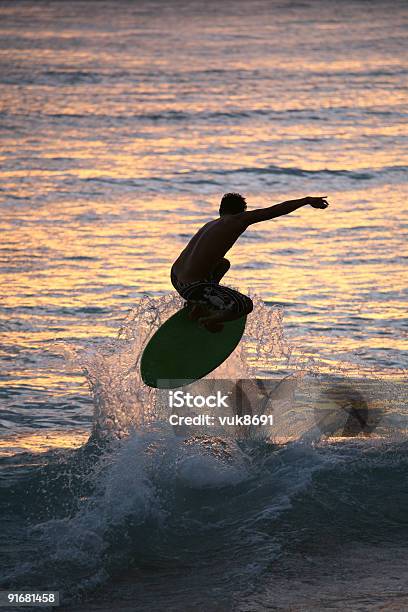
[1,0,407,452]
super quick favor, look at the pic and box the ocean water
[1,0,408,609]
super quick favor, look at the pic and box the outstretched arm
[241,196,329,226]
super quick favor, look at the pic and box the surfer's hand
[305,196,329,209]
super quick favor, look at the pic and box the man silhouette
[171,193,329,332]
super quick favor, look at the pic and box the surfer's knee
[216,258,230,275]
[212,258,230,283]
[243,296,253,315]
[221,257,231,271]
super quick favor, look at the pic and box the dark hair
[219,192,247,216]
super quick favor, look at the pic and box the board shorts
[171,267,252,317]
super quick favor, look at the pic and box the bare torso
[171,196,329,284]
[172,215,246,283]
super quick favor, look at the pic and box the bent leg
[199,295,253,325]
[178,279,252,332]
[187,259,231,321]
[197,284,253,330]
[211,258,230,283]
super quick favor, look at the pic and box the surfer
[171,193,329,332]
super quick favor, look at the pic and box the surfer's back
[172,215,246,282]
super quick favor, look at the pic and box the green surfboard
[140,308,247,389]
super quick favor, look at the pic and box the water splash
[57,293,405,445]
[3,297,406,607]
[72,294,293,441]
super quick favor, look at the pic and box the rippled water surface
[2,0,407,441]
[1,0,407,608]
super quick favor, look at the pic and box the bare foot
[198,312,225,333]
[203,320,224,333]
[187,303,207,321]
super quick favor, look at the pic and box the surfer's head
[219,193,247,216]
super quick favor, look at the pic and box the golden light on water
[1,0,407,463]
[1,186,405,345]
[0,430,89,458]
[1,7,408,609]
